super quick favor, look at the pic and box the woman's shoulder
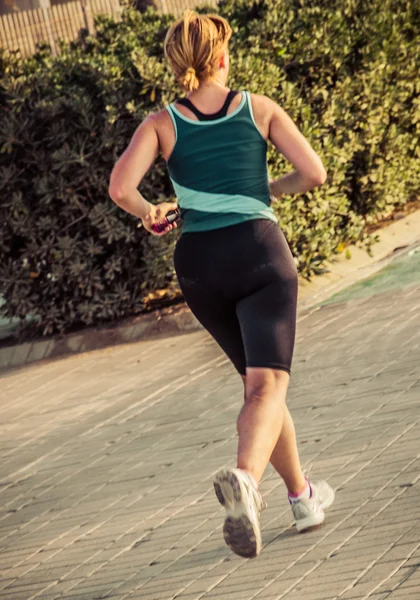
[247,93,277,112]
[145,108,175,131]
[247,93,278,128]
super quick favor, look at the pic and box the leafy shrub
[221,0,419,270]
[0,0,418,339]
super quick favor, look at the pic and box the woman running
[109,10,334,559]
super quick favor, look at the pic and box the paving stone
[1,284,420,600]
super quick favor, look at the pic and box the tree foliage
[0,0,418,338]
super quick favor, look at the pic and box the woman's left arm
[109,117,178,235]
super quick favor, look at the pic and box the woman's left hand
[269,179,283,204]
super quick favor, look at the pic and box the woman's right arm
[109,115,178,235]
[264,98,327,198]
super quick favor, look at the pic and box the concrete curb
[1,209,420,373]
[297,208,420,312]
[0,304,201,373]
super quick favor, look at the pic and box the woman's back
[165,91,277,232]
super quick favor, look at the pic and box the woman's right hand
[141,201,179,236]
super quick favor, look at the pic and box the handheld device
[152,208,181,233]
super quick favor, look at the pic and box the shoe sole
[295,510,325,532]
[296,485,335,533]
[213,469,261,559]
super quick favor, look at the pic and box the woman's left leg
[240,374,306,494]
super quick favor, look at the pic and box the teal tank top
[166,91,278,233]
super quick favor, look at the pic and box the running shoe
[213,468,266,559]
[290,480,335,532]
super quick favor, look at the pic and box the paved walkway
[1,275,420,599]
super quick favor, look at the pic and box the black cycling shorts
[173,219,298,376]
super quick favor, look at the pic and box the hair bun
[164,11,232,92]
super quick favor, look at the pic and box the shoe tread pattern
[214,469,260,559]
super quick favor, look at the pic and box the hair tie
[185,67,196,77]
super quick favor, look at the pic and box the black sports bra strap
[177,90,239,121]
[176,98,204,120]
[218,90,239,117]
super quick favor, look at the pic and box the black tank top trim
[176,90,239,121]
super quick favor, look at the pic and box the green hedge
[0,0,418,338]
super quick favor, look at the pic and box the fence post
[81,0,95,37]
[41,6,57,55]
[32,1,57,56]
[112,0,122,22]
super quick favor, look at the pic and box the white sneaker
[213,468,266,559]
[290,481,335,532]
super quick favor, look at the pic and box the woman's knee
[244,367,289,404]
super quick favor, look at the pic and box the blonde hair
[164,10,232,93]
